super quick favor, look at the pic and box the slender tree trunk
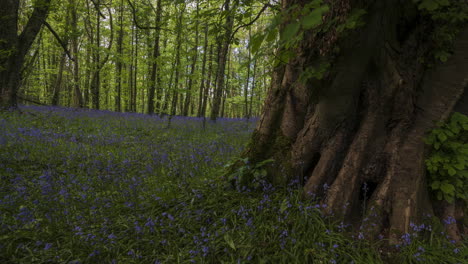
[147,0,163,115]
[162,54,176,116]
[182,0,200,116]
[51,52,67,105]
[169,4,185,117]
[91,0,101,109]
[70,0,83,108]
[248,58,257,118]
[210,0,235,121]
[221,47,232,118]
[234,0,468,242]
[197,24,209,117]
[244,28,252,118]
[132,30,138,112]
[114,0,124,112]
[201,44,214,118]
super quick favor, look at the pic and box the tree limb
[18,0,52,58]
[43,21,74,61]
[127,0,172,31]
[97,4,113,70]
[229,3,272,43]
[89,0,106,19]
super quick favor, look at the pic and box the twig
[126,0,172,32]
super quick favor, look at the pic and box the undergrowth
[0,105,465,263]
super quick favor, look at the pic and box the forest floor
[0,105,465,263]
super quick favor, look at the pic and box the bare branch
[89,0,106,19]
[43,21,74,61]
[229,3,272,43]
[126,0,172,32]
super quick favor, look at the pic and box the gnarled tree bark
[236,0,467,242]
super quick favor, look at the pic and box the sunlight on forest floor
[0,106,465,263]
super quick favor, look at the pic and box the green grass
[0,105,466,263]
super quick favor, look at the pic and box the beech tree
[0,0,52,109]
[233,0,467,242]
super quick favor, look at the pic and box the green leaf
[447,166,457,176]
[265,28,278,42]
[281,22,300,41]
[437,132,447,142]
[459,170,468,178]
[444,193,454,203]
[280,198,289,213]
[250,33,265,54]
[431,180,441,189]
[440,182,455,194]
[301,5,329,29]
[224,233,236,250]
[418,0,441,11]
[454,162,465,170]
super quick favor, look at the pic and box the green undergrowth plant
[413,0,468,63]
[425,112,468,203]
[223,157,274,190]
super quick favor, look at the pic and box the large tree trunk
[237,0,468,242]
[0,0,52,109]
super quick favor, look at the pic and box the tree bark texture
[238,0,468,241]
